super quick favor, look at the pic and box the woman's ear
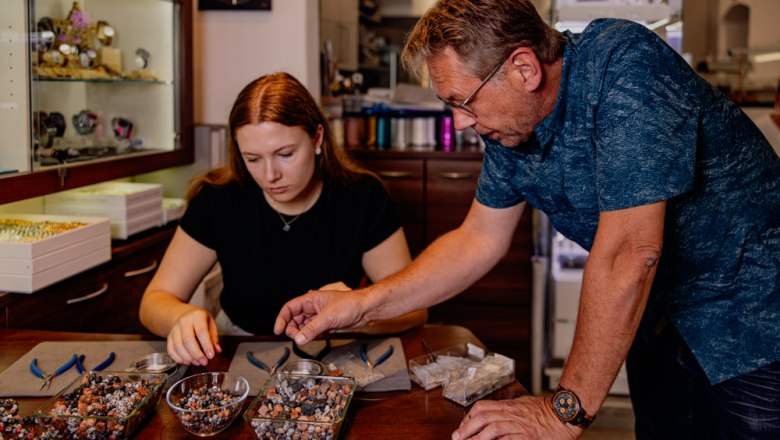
[508,47,543,92]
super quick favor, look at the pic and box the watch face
[553,390,579,422]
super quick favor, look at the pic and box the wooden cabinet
[369,158,426,254]
[351,149,534,386]
[2,225,175,334]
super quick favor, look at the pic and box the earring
[315,147,322,156]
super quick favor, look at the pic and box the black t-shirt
[180,174,401,334]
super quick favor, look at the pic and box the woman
[139,72,426,366]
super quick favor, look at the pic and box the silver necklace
[268,187,321,232]
[276,211,301,232]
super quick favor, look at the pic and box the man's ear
[508,47,543,91]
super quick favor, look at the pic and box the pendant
[283,224,291,232]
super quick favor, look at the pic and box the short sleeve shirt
[180,174,402,334]
[476,19,780,383]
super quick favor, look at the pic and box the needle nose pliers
[359,343,394,369]
[30,354,78,390]
[247,346,290,375]
[75,352,116,374]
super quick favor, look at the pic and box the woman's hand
[452,396,581,440]
[166,306,222,366]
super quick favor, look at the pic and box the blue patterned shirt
[475,19,780,384]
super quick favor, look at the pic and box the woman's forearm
[139,290,202,337]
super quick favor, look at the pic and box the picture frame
[198,0,271,11]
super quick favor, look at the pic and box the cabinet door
[99,238,169,334]
[6,264,114,331]
[358,158,426,255]
[426,159,481,241]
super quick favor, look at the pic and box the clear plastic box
[442,353,515,406]
[407,343,514,406]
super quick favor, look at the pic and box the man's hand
[452,396,581,440]
[274,289,370,344]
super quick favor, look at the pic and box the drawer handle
[66,283,109,305]
[378,170,413,179]
[438,171,475,180]
[124,260,158,278]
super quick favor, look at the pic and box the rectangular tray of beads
[34,371,167,440]
[0,214,111,293]
[0,214,110,259]
[243,373,357,440]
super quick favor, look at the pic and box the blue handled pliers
[30,354,78,390]
[359,343,394,369]
[247,346,290,374]
[75,352,116,374]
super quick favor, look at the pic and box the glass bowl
[243,373,356,440]
[165,372,249,437]
[34,371,167,440]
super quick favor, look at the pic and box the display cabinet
[0,0,193,205]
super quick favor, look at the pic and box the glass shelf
[0,0,193,205]
[34,77,174,86]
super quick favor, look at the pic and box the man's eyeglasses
[437,58,504,118]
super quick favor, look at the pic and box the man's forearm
[559,203,664,417]
[363,203,521,323]
[561,272,652,415]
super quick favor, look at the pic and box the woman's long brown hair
[186,72,370,202]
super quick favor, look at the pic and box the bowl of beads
[165,372,249,436]
[34,371,167,440]
[243,373,356,440]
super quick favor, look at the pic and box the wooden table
[0,325,528,439]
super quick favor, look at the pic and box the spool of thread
[438,115,455,151]
[344,116,363,148]
[425,117,437,147]
[365,114,377,147]
[376,115,389,149]
[393,118,409,148]
[411,117,428,147]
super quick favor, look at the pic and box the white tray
[43,182,163,208]
[45,197,163,222]
[0,245,111,293]
[111,209,163,239]
[0,234,109,276]
[162,198,186,224]
[0,214,110,259]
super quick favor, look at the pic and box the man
[275,0,780,438]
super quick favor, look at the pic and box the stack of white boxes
[545,232,629,395]
[0,214,111,293]
[44,182,164,240]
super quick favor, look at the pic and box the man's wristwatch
[551,385,596,428]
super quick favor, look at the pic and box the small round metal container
[129,352,178,375]
[279,359,324,375]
